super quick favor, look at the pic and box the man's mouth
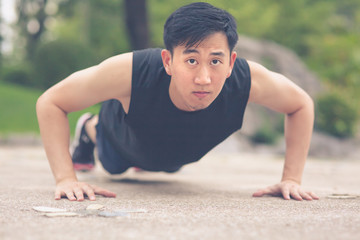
[193,91,210,99]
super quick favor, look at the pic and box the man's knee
[104,166,129,175]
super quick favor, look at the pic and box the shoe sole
[73,163,95,172]
[70,112,93,154]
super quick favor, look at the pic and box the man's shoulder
[228,57,251,88]
[132,48,168,87]
[133,48,163,67]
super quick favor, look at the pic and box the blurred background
[0,0,359,156]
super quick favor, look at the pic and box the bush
[316,93,358,138]
[32,39,97,89]
[1,64,34,87]
[250,125,279,145]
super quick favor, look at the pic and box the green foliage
[0,82,41,134]
[0,82,100,135]
[2,0,360,136]
[250,125,279,145]
[1,64,34,87]
[56,0,129,56]
[307,34,360,96]
[316,92,358,138]
[32,39,97,89]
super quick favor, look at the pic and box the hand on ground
[252,180,319,201]
[55,180,116,201]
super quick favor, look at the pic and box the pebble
[75,209,99,217]
[118,209,148,213]
[33,206,147,218]
[98,211,128,217]
[32,206,67,213]
[86,204,105,210]
[45,212,79,217]
[327,194,358,199]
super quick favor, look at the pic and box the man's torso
[98,48,251,171]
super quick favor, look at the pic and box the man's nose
[194,66,211,85]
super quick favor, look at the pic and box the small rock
[86,204,104,210]
[45,212,79,217]
[32,206,67,213]
[75,209,98,217]
[98,211,128,217]
[327,194,358,199]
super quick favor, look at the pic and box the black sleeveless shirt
[99,48,251,171]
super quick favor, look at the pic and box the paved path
[0,141,359,240]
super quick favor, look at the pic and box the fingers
[281,186,291,200]
[298,190,313,201]
[73,187,85,201]
[54,187,76,201]
[65,190,77,201]
[288,187,302,201]
[55,181,116,201]
[82,185,96,201]
[91,185,117,198]
[286,185,319,201]
[253,182,319,201]
[309,191,320,200]
[252,185,280,198]
[252,189,268,197]
[54,189,62,200]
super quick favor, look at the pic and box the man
[36,2,318,202]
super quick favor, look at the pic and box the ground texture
[0,140,359,240]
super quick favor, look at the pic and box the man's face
[161,32,237,112]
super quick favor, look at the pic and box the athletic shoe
[71,113,95,172]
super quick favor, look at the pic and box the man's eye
[187,59,197,65]
[211,59,220,65]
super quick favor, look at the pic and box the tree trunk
[16,0,48,60]
[27,0,47,60]
[0,1,3,69]
[124,0,150,50]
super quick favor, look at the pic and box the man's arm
[36,52,133,201]
[247,61,319,201]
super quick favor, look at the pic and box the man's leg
[73,110,132,174]
[71,113,97,171]
[85,115,98,144]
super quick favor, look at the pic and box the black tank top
[99,48,251,171]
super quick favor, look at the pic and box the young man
[36,2,318,202]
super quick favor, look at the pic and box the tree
[56,0,129,57]
[124,0,150,50]
[16,0,48,60]
[0,0,3,69]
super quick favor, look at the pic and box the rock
[86,204,104,210]
[98,211,128,217]
[117,209,148,213]
[327,194,358,199]
[44,212,79,217]
[234,35,323,136]
[32,206,67,213]
[309,131,360,159]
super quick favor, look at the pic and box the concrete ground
[0,137,359,240]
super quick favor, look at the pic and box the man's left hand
[252,180,319,201]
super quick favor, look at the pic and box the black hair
[163,2,238,54]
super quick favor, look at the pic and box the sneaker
[71,113,95,172]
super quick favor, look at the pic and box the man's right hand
[55,180,117,201]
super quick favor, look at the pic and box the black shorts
[95,122,132,174]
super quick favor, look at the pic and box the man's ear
[226,51,237,78]
[161,49,172,75]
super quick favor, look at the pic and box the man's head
[161,3,238,112]
[163,2,238,55]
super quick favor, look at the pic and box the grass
[0,82,100,136]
